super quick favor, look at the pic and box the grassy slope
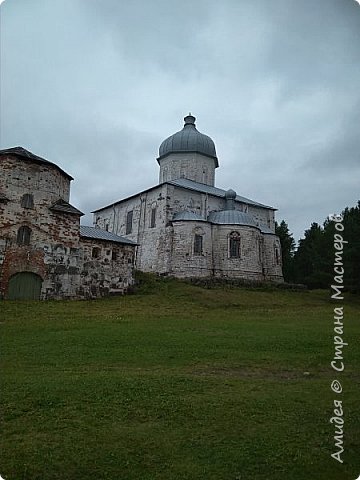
[1,276,359,480]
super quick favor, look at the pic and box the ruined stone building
[0,147,136,300]
[93,115,283,282]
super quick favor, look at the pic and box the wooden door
[8,272,42,300]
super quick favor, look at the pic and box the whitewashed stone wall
[94,181,283,282]
[159,152,217,186]
[248,205,275,231]
[94,184,172,273]
[262,234,283,281]
[170,221,212,277]
[211,225,264,280]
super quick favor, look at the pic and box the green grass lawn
[1,275,360,480]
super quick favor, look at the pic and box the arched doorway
[8,272,43,300]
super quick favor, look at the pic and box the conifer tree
[292,201,360,290]
[275,220,296,282]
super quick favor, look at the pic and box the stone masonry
[0,148,137,300]
[93,115,283,282]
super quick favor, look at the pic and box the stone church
[93,114,283,282]
[0,147,137,300]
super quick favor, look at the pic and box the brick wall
[0,154,136,299]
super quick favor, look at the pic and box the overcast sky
[1,0,359,242]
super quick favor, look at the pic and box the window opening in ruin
[150,208,156,228]
[275,247,280,265]
[17,226,31,245]
[126,211,133,234]
[21,193,34,209]
[194,234,203,255]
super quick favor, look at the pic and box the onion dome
[158,114,218,166]
[225,189,237,210]
[225,189,237,200]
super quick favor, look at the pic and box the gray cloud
[1,0,360,241]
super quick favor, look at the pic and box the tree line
[275,201,360,291]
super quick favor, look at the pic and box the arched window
[20,193,34,209]
[17,226,31,245]
[229,231,240,258]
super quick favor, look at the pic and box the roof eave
[79,233,138,246]
[157,151,219,167]
[0,147,74,180]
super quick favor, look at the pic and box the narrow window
[105,224,109,231]
[202,167,208,183]
[21,194,34,209]
[275,247,280,265]
[194,234,203,255]
[162,167,168,182]
[126,211,133,234]
[229,232,240,258]
[92,247,100,258]
[112,250,118,261]
[17,226,31,245]
[150,208,156,228]
[180,164,186,178]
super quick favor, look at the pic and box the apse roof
[208,210,258,227]
[259,224,275,235]
[172,211,206,222]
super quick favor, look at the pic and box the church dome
[225,189,237,200]
[158,114,218,165]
